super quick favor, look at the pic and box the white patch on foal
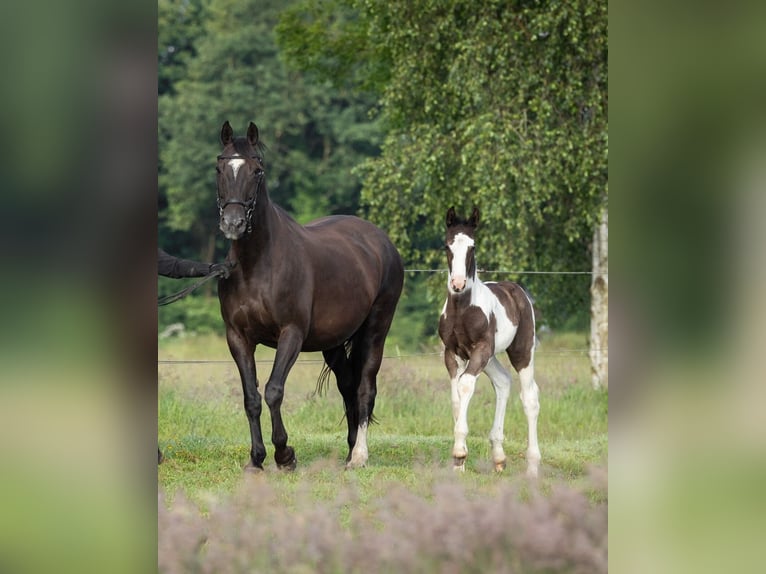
[228,156,245,180]
[472,281,518,351]
[447,232,475,295]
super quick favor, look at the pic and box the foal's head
[444,207,480,295]
[216,121,266,240]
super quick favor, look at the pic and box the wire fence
[158,347,607,366]
[404,269,606,276]
[159,267,607,365]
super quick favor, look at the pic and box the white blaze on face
[448,232,474,293]
[228,157,245,180]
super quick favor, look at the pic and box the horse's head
[444,206,479,295]
[216,121,266,240]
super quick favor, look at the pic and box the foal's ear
[247,122,260,147]
[221,121,234,146]
[469,207,480,227]
[446,206,457,227]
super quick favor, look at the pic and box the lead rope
[158,269,224,306]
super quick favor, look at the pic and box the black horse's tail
[314,338,354,397]
[315,362,333,397]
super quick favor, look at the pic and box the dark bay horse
[215,121,404,471]
[437,207,541,477]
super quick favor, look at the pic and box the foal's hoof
[453,456,466,472]
[525,464,540,479]
[494,459,507,473]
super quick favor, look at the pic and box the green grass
[158,332,607,510]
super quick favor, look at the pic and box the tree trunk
[590,207,608,390]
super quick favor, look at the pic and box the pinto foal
[438,207,541,477]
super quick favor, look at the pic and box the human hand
[210,261,235,279]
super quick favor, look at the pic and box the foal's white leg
[450,357,468,424]
[518,364,541,478]
[484,356,512,472]
[453,370,477,471]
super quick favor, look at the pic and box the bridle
[216,154,265,234]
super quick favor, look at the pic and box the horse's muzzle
[220,212,247,240]
[450,275,467,293]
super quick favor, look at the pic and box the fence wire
[159,267,607,366]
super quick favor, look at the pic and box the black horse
[215,121,404,471]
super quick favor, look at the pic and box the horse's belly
[302,313,367,351]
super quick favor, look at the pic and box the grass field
[158,331,607,572]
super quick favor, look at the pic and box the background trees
[159,0,608,353]
[278,0,607,334]
[158,0,381,262]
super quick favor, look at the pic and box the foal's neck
[447,273,484,309]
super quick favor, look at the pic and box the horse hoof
[345,459,367,470]
[494,460,507,473]
[277,457,297,472]
[453,456,466,472]
[244,461,264,474]
[275,447,297,471]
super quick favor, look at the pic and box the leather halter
[216,154,265,234]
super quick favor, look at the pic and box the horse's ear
[446,207,457,227]
[221,121,233,146]
[469,207,480,227]
[247,122,259,147]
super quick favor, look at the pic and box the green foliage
[158,295,224,336]
[158,0,208,96]
[278,0,608,328]
[159,0,383,260]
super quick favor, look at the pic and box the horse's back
[304,214,403,278]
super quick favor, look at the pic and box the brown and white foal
[438,207,541,477]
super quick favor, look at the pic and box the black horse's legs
[226,329,266,470]
[264,326,303,470]
[347,300,396,469]
[322,346,358,462]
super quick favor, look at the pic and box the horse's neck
[231,200,300,268]
[231,200,278,264]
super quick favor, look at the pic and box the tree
[159,0,382,263]
[278,0,608,332]
[158,0,207,97]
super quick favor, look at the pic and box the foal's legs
[264,325,303,470]
[484,356,512,472]
[451,344,492,471]
[322,345,358,463]
[517,363,541,477]
[226,329,266,471]
[444,351,467,425]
